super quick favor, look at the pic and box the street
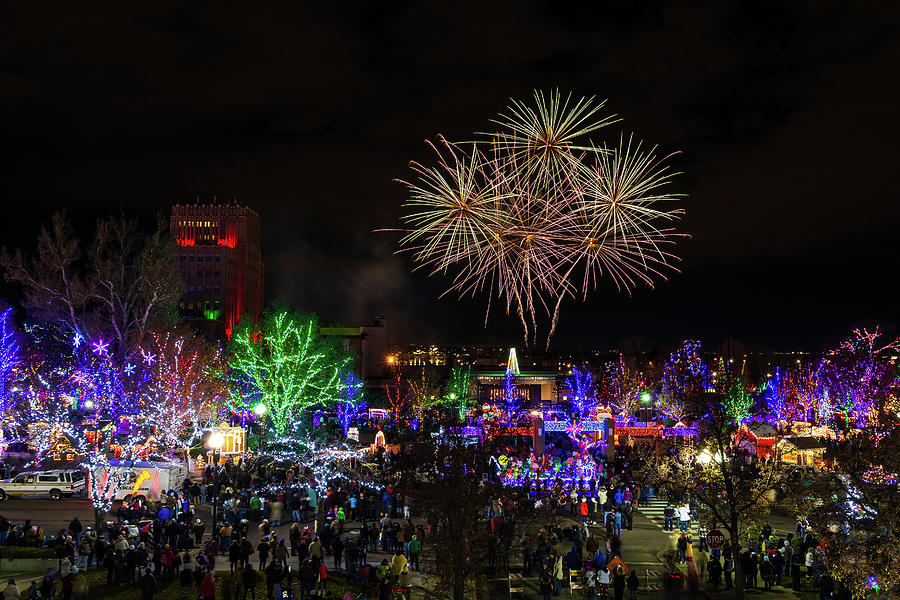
[0,497,98,536]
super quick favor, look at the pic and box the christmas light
[228,310,351,439]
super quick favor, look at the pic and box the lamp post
[207,432,224,543]
[253,403,267,451]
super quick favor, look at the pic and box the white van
[0,470,86,501]
[93,460,188,502]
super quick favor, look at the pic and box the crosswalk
[637,497,701,537]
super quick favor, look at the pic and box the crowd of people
[0,456,429,600]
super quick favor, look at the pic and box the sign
[607,556,629,574]
[347,427,359,442]
[706,529,725,549]
[544,420,604,435]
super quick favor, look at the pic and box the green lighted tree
[723,382,753,425]
[228,309,350,439]
[446,365,476,420]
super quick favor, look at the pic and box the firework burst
[392,90,686,346]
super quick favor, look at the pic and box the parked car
[0,469,86,501]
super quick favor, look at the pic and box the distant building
[320,317,390,381]
[170,203,264,338]
[476,348,560,407]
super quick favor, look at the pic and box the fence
[569,569,583,595]
[508,573,524,597]
[645,569,663,592]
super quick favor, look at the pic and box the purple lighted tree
[658,340,708,422]
[821,328,900,428]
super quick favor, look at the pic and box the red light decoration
[176,236,195,246]
[217,235,236,248]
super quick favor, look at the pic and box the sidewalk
[659,541,801,600]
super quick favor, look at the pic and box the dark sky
[1,1,898,351]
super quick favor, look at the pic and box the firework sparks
[392,90,686,346]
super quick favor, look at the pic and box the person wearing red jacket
[200,571,216,600]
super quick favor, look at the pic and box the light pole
[253,403,267,452]
[207,432,224,543]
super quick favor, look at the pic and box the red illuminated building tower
[170,203,264,338]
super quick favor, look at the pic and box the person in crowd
[2,579,20,600]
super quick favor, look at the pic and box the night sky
[1,2,898,351]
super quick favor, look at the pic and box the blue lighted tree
[336,371,366,436]
[763,368,788,423]
[564,364,595,416]
[0,307,21,415]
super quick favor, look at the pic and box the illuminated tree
[409,365,442,419]
[821,328,899,428]
[142,329,227,449]
[335,371,366,436]
[446,365,476,420]
[808,420,900,595]
[564,364,594,416]
[659,340,708,422]
[384,371,413,422]
[763,368,788,423]
[794,363,824,423]
[503,370,520,415]
[228,310,350,439]
[639,392,788,600]
[723,381,753,425]
[600,354,643,416]
[21,387,84,460]
[1,212,180,361]
[0,307,22,416]
[390,416,503,600]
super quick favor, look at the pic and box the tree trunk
[731,531,743,600]
[453,575,465,600]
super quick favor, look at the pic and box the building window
[206,270,211,277]
[197,270,203,278]
[215,255,220,263]
[180,255,186,262]
[214,286,220,294]
[206,255,212,262]
[189,255,195,262]
[181,271,186,277]
[188,285,194,292]
[214,270,220,278]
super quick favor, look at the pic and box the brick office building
[170,203,264,338]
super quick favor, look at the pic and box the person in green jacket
[407,535,421,570]
[249,496,262,521]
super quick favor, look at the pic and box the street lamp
[252,403,267,451]
[206,432,224,543]
[640,392,652,421]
